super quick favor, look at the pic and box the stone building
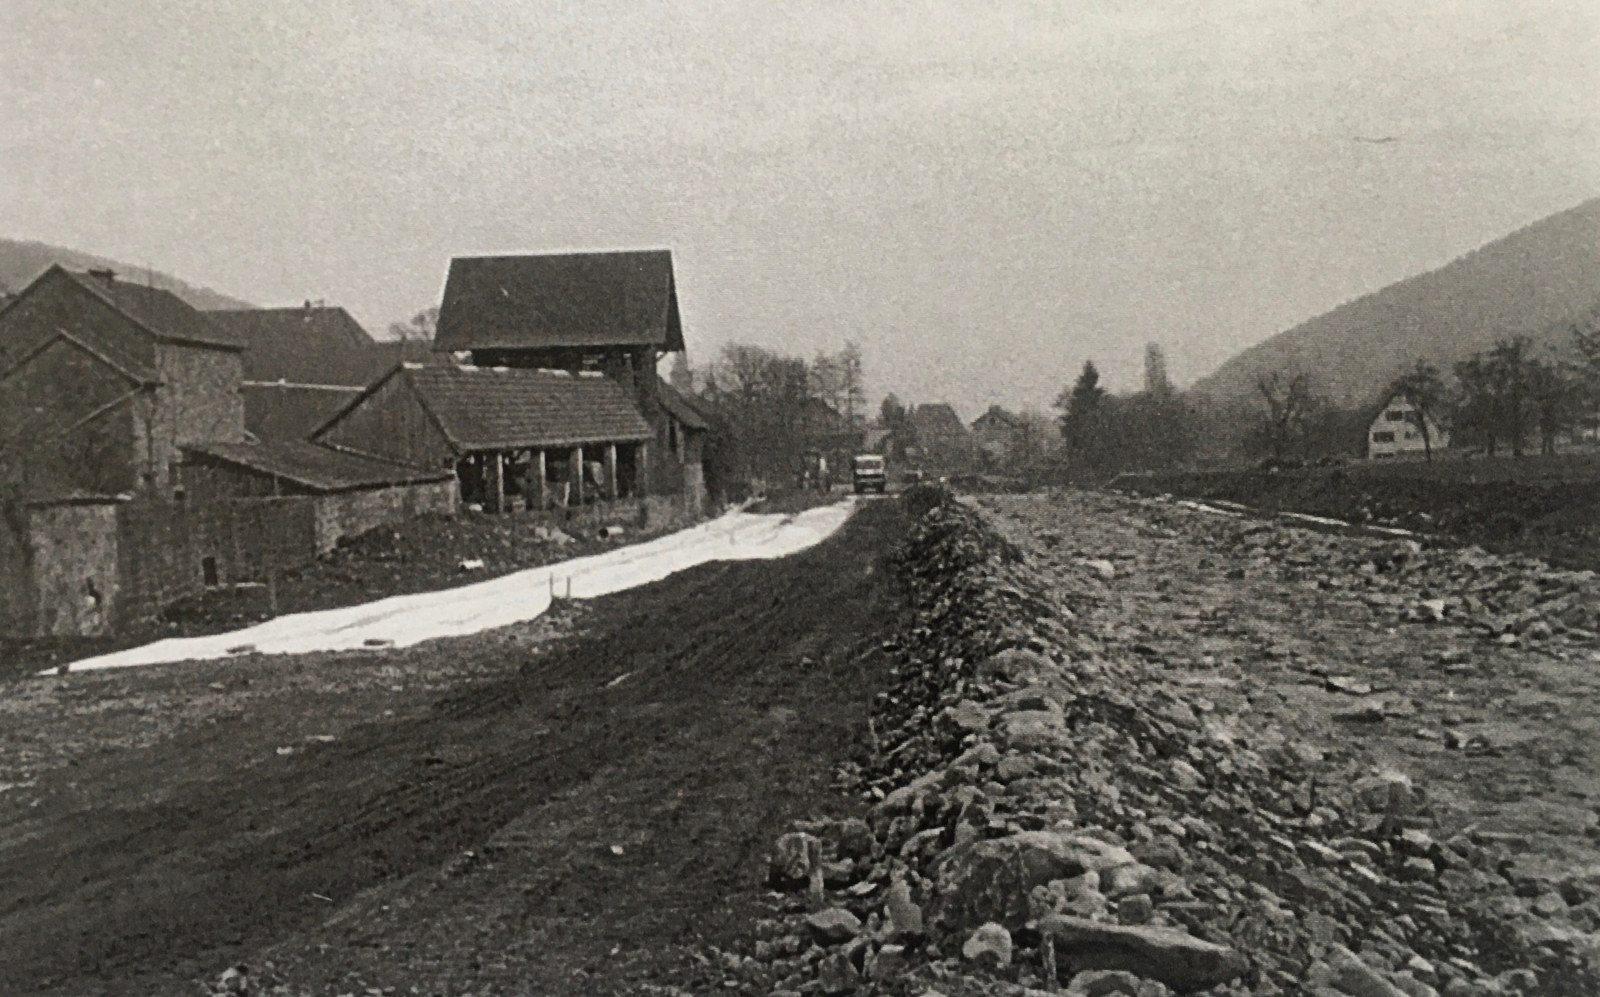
[0,265,246,498]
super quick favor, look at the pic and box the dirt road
[0,500,904,997]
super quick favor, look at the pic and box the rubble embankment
[718,488,1598,997]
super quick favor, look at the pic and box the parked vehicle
[852,453,888,494]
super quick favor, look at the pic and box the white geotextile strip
[56,500,857,673]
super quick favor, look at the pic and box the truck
[852,453,888,494]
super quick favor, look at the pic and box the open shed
[310,363,654,512]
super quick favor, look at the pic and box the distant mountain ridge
[0,238,255,312]
[1191,198,1600,407]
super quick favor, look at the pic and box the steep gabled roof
[184,440,451,493]
[209,305,380,384]
[972,405,1023,430]
[241,382,363,441]
[60,267,243,350]
[434,250,684,353]
[317,364,654,452]
[911,403,970,438]
[0,327,158,386]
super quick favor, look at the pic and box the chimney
[88,268,117,285]
[303,299,313,320]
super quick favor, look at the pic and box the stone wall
[148,343,246,493]
[112,498,319,627]
[0,510,32,636]
[27,503,121,637]
[312,479,458,553]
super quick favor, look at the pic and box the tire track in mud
[0,499,908,997]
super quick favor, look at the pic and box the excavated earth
[705,489,1600,997]
[6,489,1600,997]
[0,500,908,996]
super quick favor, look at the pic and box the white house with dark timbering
[1367,392,1449,459]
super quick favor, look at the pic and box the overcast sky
[4,0,1597,414]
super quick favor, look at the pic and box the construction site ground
[3,489,1598,995]
[0,500,908,997]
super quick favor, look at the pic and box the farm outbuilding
[312,363,655,513]
[181,439,457,551]
[431,250,707,507]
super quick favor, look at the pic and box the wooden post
[637,442,649,497]
[535,449,547,511]
[490,451,505,513]
[570,446,584,506]
[605,443,618,501]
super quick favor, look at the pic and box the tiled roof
[912,403,970,439]
[657,382,710,430]
[65,269,244,350]
[434,250,684,352]
[242,382,363,441]
[209,306,380,384]
[972,405,1023,429]
[403,364,653,450]
[184,440,451,493]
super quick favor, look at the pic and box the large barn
[432,250,706,509]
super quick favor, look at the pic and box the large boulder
[768,831,822,887]
[931,831,1136,930]
[998,710,1073,751]
[1038,914,1248,994]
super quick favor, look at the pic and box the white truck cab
[852,453,887,494]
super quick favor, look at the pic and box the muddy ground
[5,487,1599,995]
[0,499,907,997]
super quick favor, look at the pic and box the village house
[0,265,247,499]
[311,363,656,514]
[1367,392,1449,459]
[0,269,461,638]
[208,302,430,442]
[905,402,978,474]
[432,250,708,510]
[970,405,1025,469]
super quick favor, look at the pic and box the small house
[1367,392,1449,459]
[907,403,978,473]
[970,405,1026,468]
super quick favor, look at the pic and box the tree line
[1046,317,1600,482]
[677,341,866,496]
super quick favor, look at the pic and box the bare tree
[1387,361,1447,461]
[387,307,439,342]
[1253,370,1317,460]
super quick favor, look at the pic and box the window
[1385,411,1406,422]
[1372,431,1395,443]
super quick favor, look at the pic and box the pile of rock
[1172,502,1600,650]
[722,493,1598,996]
